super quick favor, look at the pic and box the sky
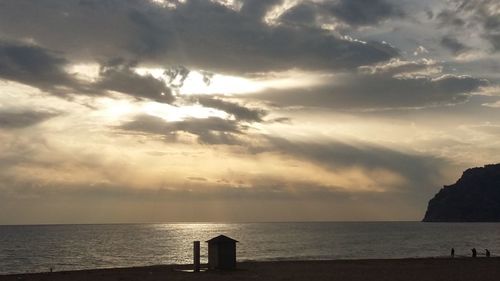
[0,0,499,224]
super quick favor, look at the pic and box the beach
[1,258,499,281]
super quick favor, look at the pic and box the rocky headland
[423,164,500,222]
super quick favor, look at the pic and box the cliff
[423,164,500,222]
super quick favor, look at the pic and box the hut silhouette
[206,235,238,270]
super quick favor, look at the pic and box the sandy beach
[1,258,499,281]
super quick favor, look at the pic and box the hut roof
[206,235,239,244]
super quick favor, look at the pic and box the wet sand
[1,258,499,281]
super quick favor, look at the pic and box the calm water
[1,222,500,274]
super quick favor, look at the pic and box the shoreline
[2,257,500,281]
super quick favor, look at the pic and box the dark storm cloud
[458,0,500,51]
[278,0,404,27]
[436,0,500,52]
[324,0,404,27]
[95,60,174,103]
[166,0,398,73]
[278,3,317,26]
[484,21,500,51]
[0,0,159,61]
[0,0,398,74]
[251,72,487,110]
[126,8,170,57]
[0,41,77,92]
[0,41,174,103]
[120,115,244,145]
[436,9,466,28]
[440,36,469,55]
[196,97,265,122]
[0,110,58,129]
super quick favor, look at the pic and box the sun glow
[180,70,326,95]
[91,94,229,123]
[68,63,100,82]
[91,96,140,122]
[179,71,263,95]
[136,66,326,97]
[134,67,264,95]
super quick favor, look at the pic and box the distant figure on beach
[471,248,477,258]
[451,248,455,258]
[485,249,490,257]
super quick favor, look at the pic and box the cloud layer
[0,0,398,74]
[0,0,499,223]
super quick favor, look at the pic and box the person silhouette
[451,248,455,258]
[485,249,490,257]
[471,248,477,258]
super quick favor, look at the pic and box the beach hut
[206,235,238,270]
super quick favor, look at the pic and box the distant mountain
[423,164,500,222]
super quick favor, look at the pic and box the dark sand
[2,258,499,281]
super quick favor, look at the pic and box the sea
[1,222,499,274]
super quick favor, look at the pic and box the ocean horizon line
[0,220,428,226]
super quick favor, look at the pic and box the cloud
[436,9,466,28]
[358,58,442,76]
[196,97,266,122]
[264,136,447,190]
[116,114,449,194]
[0,0,398,74]
[467,124,500,135]
[459,0,500,51]
[440,35,469,55]
[240,0,283,20]
[0,131,451,223]
[0,129,389,222]
[0,110,58,129]
[186,176,208,182]
[95,59,174,103]
[0,41,77,92]
[278,0,404,28]
[0,0,498,224]
[324,0,404,27]
[0,41,175,103]
[250,71,487,110]
[0,0,159,61]
[436,0,500,52]
[167,0,399,73]
[243,58,487,110]
[278,3,318,26]
[119,115,245,145]
[0,175,432,223]
[0,133,55,174]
